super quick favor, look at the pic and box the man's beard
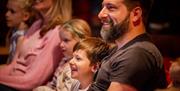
[100,15,130,43]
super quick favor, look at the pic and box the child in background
[5,0,36,63]
[70,37,111,91]
[156,57,180,91]
[33,18,91,91]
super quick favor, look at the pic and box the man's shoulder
[111,41,163,64]
[131,41,162,59]
[114,41,157,56]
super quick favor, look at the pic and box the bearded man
[88,0,167,91]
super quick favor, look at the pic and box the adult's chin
[100,29,109,42]
[100,28,115,43]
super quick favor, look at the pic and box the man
[88,0,167,91]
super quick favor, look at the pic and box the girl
[70,37,111,91]
[0,0,72,90]
[5,0,36,63]
[33,19,91,91]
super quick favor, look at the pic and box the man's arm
[108,82,137,91]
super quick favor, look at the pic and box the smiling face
[6,0,25,28]
[59,29,79,57]
[98,0,130,42]
[69,49,95,80]
[98,0,129,29]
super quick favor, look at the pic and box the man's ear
[23,11,30,21]
[130,6,142,26]
[91,63,100,73]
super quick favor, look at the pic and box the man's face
[98,0,130,42]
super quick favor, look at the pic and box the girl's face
[59,29,79,57]
[6,0,25,28]
[33,0,53,13]
[69,49,95,80]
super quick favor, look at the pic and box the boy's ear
[23,12,30,21]
[91,63,100,73]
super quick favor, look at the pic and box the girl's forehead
[60,29,72,36]
[61,28,80,39]
[7,0,21,8]
[8,0,27,9]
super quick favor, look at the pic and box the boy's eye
[75,55,81,61]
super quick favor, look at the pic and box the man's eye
[106,4,116,11]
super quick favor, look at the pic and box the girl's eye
[63,38,70,42]
[8,9,16,14]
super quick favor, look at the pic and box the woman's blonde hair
[40,0,72,36]
[61,19,92,39]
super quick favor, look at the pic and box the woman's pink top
[0,20,63,91]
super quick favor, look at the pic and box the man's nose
[98,7,108,20]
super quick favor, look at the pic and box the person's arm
[0,64,11,75]
[0,26,63,90]
[0,52,18,75]
[57,64,75,91]
[108,82,137,91]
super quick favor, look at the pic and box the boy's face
[6,0,25,28]
[59,29,79,57]
[69,49,95,80]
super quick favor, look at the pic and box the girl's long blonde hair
[61,19,92,39]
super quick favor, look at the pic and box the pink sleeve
[0,64,12,75]
[25,20,42,37]
[0,52,19,75]
[0,26,64,90]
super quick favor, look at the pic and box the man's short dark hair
[123,0,154,24]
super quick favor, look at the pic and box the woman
[0,0,72,90]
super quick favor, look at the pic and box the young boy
[69,37,111,91]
